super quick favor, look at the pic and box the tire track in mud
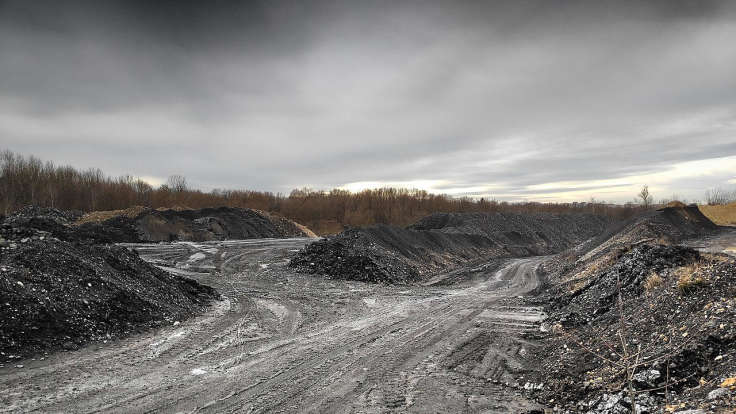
[0,239,547,413]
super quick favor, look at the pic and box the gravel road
[1,238,547,413]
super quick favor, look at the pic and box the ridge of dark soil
[0,207,220,362]
[523,208,734,413]
[528,245,736,413]
[290,212,612,284]
[93,206,315,242]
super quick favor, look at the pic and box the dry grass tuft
[676,263,707,294]
[75,206,149,225]
[644,271,663,291]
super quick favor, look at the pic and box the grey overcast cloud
[1,0,735,202]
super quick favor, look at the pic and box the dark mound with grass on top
[0,208,219,362]
[74,206,316,242]
[529,245,736,413]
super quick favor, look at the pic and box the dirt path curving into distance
[1,238,548,413]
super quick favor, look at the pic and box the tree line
[1,150,647,234]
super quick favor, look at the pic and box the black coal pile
[0,208,219,362]
[552,244,700,327]
[570,206,718,266]
[289,226,426,283]
[526,245,736,413]
[79,206,315,242]
[291,212,612,284]
[1,206,139,244]
[410,212,611,255]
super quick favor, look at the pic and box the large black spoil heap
[553,244,701,327]
[290,225,501,283]
[291,212,612,284]
[76,206,314,242]
[0,207,219,362]
[410,212,612,255]
[135,207,311,241]
[529,244,736,412]
[523,207,733,412]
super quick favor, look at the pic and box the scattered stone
[706,387,730,400]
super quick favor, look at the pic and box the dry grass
[565,254,617,293]
[644,271,663,291]
[75,206,149,225]
[699,203,736,226]
[156,205,192,212]
[675,263,707,294]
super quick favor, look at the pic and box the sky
[1,0,735,203]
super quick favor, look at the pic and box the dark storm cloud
[1,0,735,201]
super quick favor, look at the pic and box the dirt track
[1,238,548,413]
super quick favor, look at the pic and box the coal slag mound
[0,209,220,362]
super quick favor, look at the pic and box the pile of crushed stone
[0,207,219,362]
[76,206,315,242]
[525,246,736,413]
[290,212,612,284]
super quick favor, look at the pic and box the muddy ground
[0,237,551,413]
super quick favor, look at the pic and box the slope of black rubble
[0,207,219,362]
[410,212,612,256]
[528,245,736,413]
[552,244,701,327]
[290,213,612,284]
[522,208,733,412]
[76,206,316,242]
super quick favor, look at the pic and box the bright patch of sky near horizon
[1,1,735,203]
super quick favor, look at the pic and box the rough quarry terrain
[526,207,736,413]
[1,206,733,413]
[1,237,550,413]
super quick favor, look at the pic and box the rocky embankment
[290,212,612,284]
[76,206,316,242]
[524,206,734,413]
[0,207,219,362]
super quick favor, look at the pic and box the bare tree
[637,185,653,208]
[704,187,735,205]
[167,175,187,193]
